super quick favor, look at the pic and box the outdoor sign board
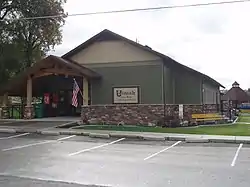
[44,93,50,104]
[113,86,139,104]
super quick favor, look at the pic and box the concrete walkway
[0,117,80,122]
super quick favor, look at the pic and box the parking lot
[0,132,249,187]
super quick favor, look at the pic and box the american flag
[72,79,80,107]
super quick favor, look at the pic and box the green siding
[173,68,202,104]
[90,63,163,104]
[203,80,220,104]
[164,66,174,104]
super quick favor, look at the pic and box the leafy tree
[0,0,66,83]
[0,42,23,85]
[0,0,17,20]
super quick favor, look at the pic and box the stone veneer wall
[1,107,9,119]
[81,104,220,125]
[23,106,35,119]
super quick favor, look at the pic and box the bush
[156,115,181,128]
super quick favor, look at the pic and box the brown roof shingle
[221,86,250,102]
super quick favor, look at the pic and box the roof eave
[61,29,224,88]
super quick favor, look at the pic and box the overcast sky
[50,0,250,90]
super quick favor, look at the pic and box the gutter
[162,62,166,120]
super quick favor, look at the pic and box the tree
[0,42,23,85]
[0,0,16,20]
[0,0,66,83]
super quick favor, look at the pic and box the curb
[89,133,110,139]
[0,128,16,133]
[16,129,39,133]
[235,140,250,144]
[40,131,60,136]
[186,138,209,143]
[166,136,186,141]
[143,136,165,141]
[208,138,236,144]
[235,138,250,144]
[0,128,250,144]
[110,134,143,140]
[59,131,88,136]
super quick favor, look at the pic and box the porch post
[81,77,89,124]
[26,77,32,107]
[2,93,8,107]
[83,77,89,106]
[1,93,9,119]
[24,77,34,119]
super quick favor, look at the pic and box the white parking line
[68,138,126,156]
[2,135,76,151]
[0,133,30,140]
[57,135,76,141]
[2,140,54,151]
[144,141,182,161]
[231,143,243,167]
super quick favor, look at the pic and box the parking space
[234,145,250,169]
[152,143,239,168]
[0,132,249,187]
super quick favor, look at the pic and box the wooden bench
[191,113,224,124]
[240,109,250,114]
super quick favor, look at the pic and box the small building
[0,29,224,123]
[221,81,250,108]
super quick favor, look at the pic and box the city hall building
[0,29,224,124]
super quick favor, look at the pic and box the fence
[8,104,25,119]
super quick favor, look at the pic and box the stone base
[1,106,9,119]
[23,106,35,119]
[81,104,220,126]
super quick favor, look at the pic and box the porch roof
[0,55,101,96]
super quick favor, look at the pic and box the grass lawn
[75,123,250,136]
[238,115,250,123]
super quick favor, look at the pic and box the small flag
[72,78,80,107]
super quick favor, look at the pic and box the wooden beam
[32,72,53,79]
[32,68,82,79]
[42,69,81,76]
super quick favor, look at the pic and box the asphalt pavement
[0,175,104,187]
[0,132,249,187]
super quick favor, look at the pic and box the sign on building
[113,86,139,104]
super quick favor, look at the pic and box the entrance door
[57,90,71,116]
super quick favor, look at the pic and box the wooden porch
[0,55,100,119]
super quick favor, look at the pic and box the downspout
[201,78,204,112]
[162,61,166,120]
[172,73,175,104]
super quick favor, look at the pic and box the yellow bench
[192,113,223,122]
[240,109,250,113]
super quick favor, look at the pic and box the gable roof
[0,55,100,95]
[27,55,100,78]
[221,83,250,102]
[62,29,224,88]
